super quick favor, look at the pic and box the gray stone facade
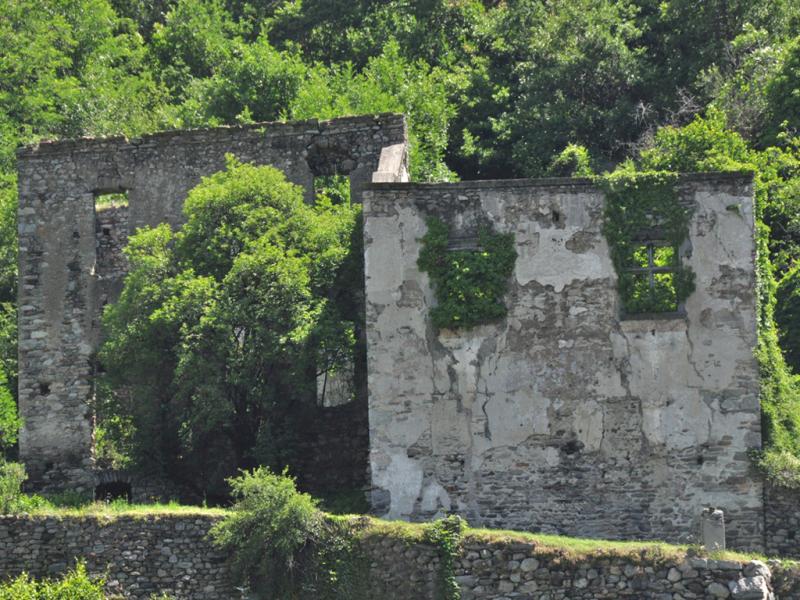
[362,174,764,549]
[16,114,408,492]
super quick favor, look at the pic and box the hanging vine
[417,217,517,329]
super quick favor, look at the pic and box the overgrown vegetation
[0,562,105,599]
[598,171,695,315]
[423,515,466,600]
[97,158,362,497]
[210,468,321,596]
[417,217,517,329]
[1,0,800,494]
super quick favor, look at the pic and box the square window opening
[620,241,682,317]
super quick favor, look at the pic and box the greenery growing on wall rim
[418,217,516,329]
[597,171,695,315]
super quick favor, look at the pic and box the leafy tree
[174,36,307,126]
[150,0,242,96]
[765,36,800,144]
[777,265,800,375]
[100,158,360,496]
[291,41,462,181]
[210,467,321,595]
[457,0,645,178]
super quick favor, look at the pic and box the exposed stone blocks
[363,174,763,550]
[0,515,233,599]
[16,114,408,492]
[0,516,790,599]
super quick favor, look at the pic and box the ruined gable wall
[16,114,407,492]
[363,174,763,550]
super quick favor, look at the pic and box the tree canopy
[98,158,361,496]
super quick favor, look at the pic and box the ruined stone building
[16,114,773,550]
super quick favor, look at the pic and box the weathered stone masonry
[363,174,764,549]
[16,114,409,493]
[0,515,796,599]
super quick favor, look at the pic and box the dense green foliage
[598,171,695,315]
[1,0,800,482]
[777,266,800,374]
[210,468,321,596]
[418,217,517,329]
[99,158,360,496]
[0,562,105,599]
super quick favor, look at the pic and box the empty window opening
[94,192,128,210]
[314,174,350,205]
[95,480,131,503]
[95,191,129,280]
[620,241,680,314]
[38,382,50,396]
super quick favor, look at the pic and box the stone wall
[0,515,793,599]
[0,514,233,599]
[16,114,408,493]
[765,484,800,559]
[291,397,371,498]
[363,174,764,550]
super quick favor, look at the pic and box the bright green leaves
[99,158,360,492]
[598,171,695,316]
[417,217,516,330]
[291,41,461,182]
[210,467,321,594]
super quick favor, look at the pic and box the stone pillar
[701,507,726,551]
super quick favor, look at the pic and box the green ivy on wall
[423,515,466,600]
[597,171,695,315]
[417,217,517,329]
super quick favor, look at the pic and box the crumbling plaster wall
[16,114,408,492]
[363,173,764,550]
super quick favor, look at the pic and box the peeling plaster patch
[515,228,605,292]
[377,453,424,520]
[421,481,452,514]
[574,401,603,452]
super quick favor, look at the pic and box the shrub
[0,562,104,599]
[0,460,26,513]
[210,467,321,596]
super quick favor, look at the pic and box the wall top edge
[365,171,755,192]
[16,113,407,159]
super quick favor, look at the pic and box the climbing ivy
[418,217,517,329]
[423,515,466,600]
[597,171,695,315]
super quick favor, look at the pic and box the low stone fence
[0,514,234,599]
[0,514,798,599]
[765,484,800,559]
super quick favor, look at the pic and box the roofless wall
[16,114,408,492]
[362,174,764,549]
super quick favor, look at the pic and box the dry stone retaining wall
[0,515,233,599]
[0,515,795,599]
[765,484,800,559]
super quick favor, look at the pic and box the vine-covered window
[418,217,516,329]
[599,172,695,318]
